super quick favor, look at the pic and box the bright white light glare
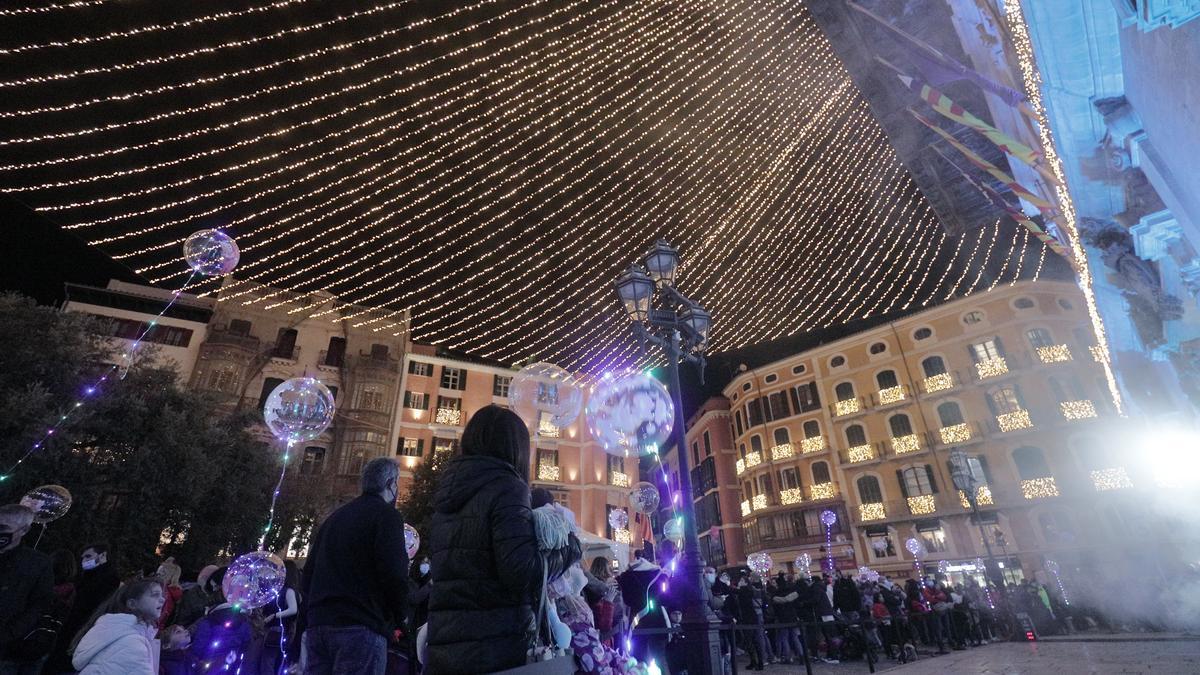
[1142,427,1200,488]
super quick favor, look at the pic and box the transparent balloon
[183,229,240,276]
[508,362,583,432]
[795,553,812,573]
[748,552,773,576]
[937,560,949,575]
[223,551,285,610]
[20,485,72,524]
[663,515,683,542]
[607,508,629,532]
[629,481,660,514]
[585,372,674,457]
[263,377,336,443]
[905,537,923,556]
[404,523,420,560]
[820,509,838,527]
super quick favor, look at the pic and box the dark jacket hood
[434,454,523,514]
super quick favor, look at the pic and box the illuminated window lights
[609,471,630,488]
[744,451,762,469]
[835,398,861,416]
[975,357,1009,379]
[958,486,993,508]
[923,373,953,393]
[846,444,875,463]
[1091,467,1132,491]
[878,385,905,405]
[538,420,561,437]
[614,528,632,544]
[1036,344,1072,364]
[752,494,768,511]
[537,462,560,482]
[892,434,920,455]
[736,458,746,476]
[907,494,936,515]
[1060,400,1097,420]
[435,407,462,426]
[939,423,972,444]
[779,488,803,505]
[800,436,825,453]
[997,409,1033,432]
[859,502,885,521]
[1020,477,1059,499]
[740,500,751,517]
[810,482,836,500]
[771,443,794,461]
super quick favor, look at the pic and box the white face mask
[419,563,430,575]
[705,573,716,584]
[81,559,98,571]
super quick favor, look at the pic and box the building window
[399,438,424,457]
[403,391,429,410]
[702,430,712,457]
[259,377,285,410]
[746,398,764,427]
[433,437,458,456]
[802,420,820,438]
[767,391,790,420]
[835,382,855,401]
[830,355,846,368]
[968,338,1004,363]
[868,531,896,558]
[409,361,433,376]
[436,396,462,412]
[773,428,790,445]
[323,336,346,367]
[1026,328,1054,349]
[988,386,1024,415]
[300,447,325,475]
[845,424,867,446]
[341,447,368,476]
[1058,298,1074,310]
[876,370,899,389]
[493,375,512,398]
[811,461,831,485]
[735,411,744,436]
[206,366,239,393]
[764,374,778,384]
[857,475,883,503]
[888,414,913,437]
[919,527,948,553]
[921,356,947,378]
[1014,297,1036,309]
[1049,376,1086,404]
[792,364,807,375]
[327,385,338,402]
[750,435,763,454]
[358,386,386,411]
[793,382,821,412]
[93,315,195,348]
[228,319,252,335]
[869,342,887,355]
[962,311,984,325]
[1013,446,1052,480]
[913,327,933,340]
[273,328,298,359]
[781,467,801,490]
[441,367,466,390]
[936,401,965,427]
[901,466,937,497]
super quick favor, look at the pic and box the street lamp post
[615,241,720,675]
[948,449,1005,589]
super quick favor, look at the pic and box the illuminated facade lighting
[958,486,993,508]
[735,458,746,476]
[1091,467,1132,491]
[847,444,875,463]
[752,494,768,511]
[975,357,1009,379]
[1036,344,1072,363]
[537,462,560,482]
[835,398,862,416]
[435,407,462,426]
[800,436,825,453]
[892,434,920,455]
[810,482,836,500]
[907,494,936,515]
[923,372,953,393]
[1020,477,1059,499]
[744,451,762,469]
[740,500,751,517]
[537,419,561,437]
[859,502,885,521]
[771,443,794,461]
[878,385,905,405]
[779,488,803,505]
[614,528,633,544]
[609,470,630,488]
[1060,400,1097,420]
[997,409,1033,432]
[939,423,972,444]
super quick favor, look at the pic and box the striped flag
[909,109,1056,214]
[899,74,1061,186]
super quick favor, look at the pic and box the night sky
[0,0,1058,373]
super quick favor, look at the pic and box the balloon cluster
[628,481,660,514]
[20,485,72,524]
[585,372,674,457]
[404,523,420,560]
[508,362,583,432]
[263,377,336,443]
[748,552,773,576]
[608,508,629,531]
[223,551,286,610]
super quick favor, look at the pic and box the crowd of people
[0,404,1097,675]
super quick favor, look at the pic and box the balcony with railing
[609,471,631,488]
[751,494,769,511]
[876,385,906,406]
[779,488,804,505]
[958,485,994,508]
[891,434,921,455]
[614,529,633,544]
[800,436,826,454]
[740,500,751,517]
[435,407,463,426]
[537,462,561,482]
[1036,344,1073,364]
[352,349,401,373]
[809,482,837,500]
[906,494,937,515]
[1061,400,1098,420]
[203,327,261,351]
[269,343,301,364]
[834,397,864,417]
[995,409,1033,433]
[841,443,880,465]
[1020,476,1060,499]
[771,443,794,461]
[974,357,1009,380]
[537,419,561,438]
[736,451,763,476]
[858,502,886,522]
[919,371,961,395]
[937,422,974,445]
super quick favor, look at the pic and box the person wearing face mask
[300,457,409,675]
[0,504,54,675]
[45,542,119,675]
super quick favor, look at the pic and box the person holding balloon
[0,504,54,675]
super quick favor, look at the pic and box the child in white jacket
[70,578,164,675]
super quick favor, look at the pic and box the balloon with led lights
[608,508,629,531]
[263,377,336,443]
[404,523,420,560]
[663,516,683,543]
[748,552,773,576]
[586,372,674,457]
[19,485,72,524]
[222,551,285,610]
[508,362,583,431]
[795,553,812,573]
[937,560,949,575]
[182,229,240,276]
[905,537,923,556]
[820,509,837,527]
[1045,559,1060,575]
[629,481,660,514]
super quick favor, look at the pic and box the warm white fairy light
[1020,477,1059,499]
[740,500,751,517]
[939,423,972,444]
[609,471,630,488]
[780,488,803,505]
[958,486,993,508]
[878,386,905,405]
[1037,344,1072,363]
[771,443,794,461]
[975,357,1009,379]
[1061,400,1097,420]
[752,494,768,511]
[859,503,885,521]
[997,409,1033,432]
[744,451,762,469]
[1090,467,1132,491]
[924,373,953,393]
[801,436,825,454]
[907,495,936,515]
[835,399,862,416]
[847,444,875,463]
[892,434,920,455]
[735,458,746,476]
[810,482,836,500]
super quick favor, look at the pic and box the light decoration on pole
[820,509,837,573]
[975,557,996,608]
[1045,559,1069,605]
[260,376,335,549]
[906,536,930,606]
[748,552,773,576]
[795,553,812,574]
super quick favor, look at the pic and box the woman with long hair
[69,578,164,675]
[425,405,578,674]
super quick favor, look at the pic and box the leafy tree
[397,449,450,559]
[0,294,276,575]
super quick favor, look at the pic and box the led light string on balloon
[906,537,932,611]
[0,229,237,482]
[974,557,996,609]
[1044,559,1068,605]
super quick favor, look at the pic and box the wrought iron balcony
[845,444,876,464]
[779,488,803,505]
[609,471,631,488]
[922,372,954,394]
[751,494,768,511]
[835,397,862,416]
[939,423,972,444]
[435,407,463,426]
[859,502,886,522]
[809,482,837,500]
[740,500,751,517]
[958,486,994,508]
[537,463,561,482]
[877,385,905,406]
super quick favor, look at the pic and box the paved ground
[732,634,1200,674]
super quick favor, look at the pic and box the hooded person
[616,549,669,668]
[425,405,577,674]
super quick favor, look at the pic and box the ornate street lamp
[614,241,719,675]
[949,449,1004,588]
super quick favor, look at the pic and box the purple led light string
[258,438,295,551]
[1,270,200,482]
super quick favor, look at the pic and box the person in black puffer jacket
[425,405,573,674]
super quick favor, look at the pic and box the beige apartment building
[694,280,1134,581]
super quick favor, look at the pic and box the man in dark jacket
[833,572,863,619]
[0,504,53,672]
[301,457,408,675]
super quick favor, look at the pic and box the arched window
[812,461,831,484]
[1039,511,1076,544]
[921,356,946,378]
[869,342,887,355]
[988,386,1024,415]
[735,411,744,436]
[857,475,883,503]
[1013,446,1052,479]
[1049,376,1086,403]
[845,424,867,446]
[900,466,937,496]
[802,420,820,438]
[876,370,899,389]
[835,382,855,401]
[888,414,913,437]
[936,401,965,427]
[913,327,933,340]
[773,428,791,446]
[1026,327,1054,349]
[1014,297,1036,309]
[750,436,763,454]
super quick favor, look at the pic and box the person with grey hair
[300,457,409,675]
[0,504,54,674]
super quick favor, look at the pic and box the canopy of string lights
[0,0,1054,373]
